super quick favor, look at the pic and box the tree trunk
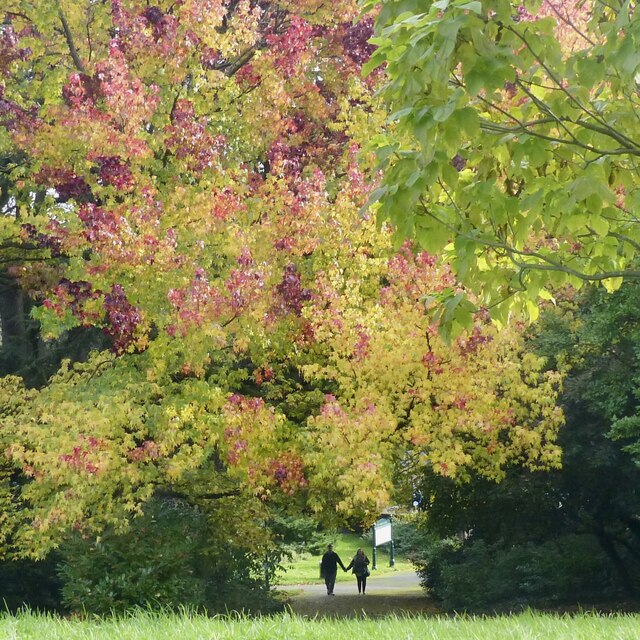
[0,275,33,375]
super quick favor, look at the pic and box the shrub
[414,534,622,612]
[385,517,436,559]
[57,498,283,615]
[58,499,208,614]
[268,514,336,556]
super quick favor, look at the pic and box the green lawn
[276,532,413,585]
[3,610,640,640]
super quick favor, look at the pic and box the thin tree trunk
[0,277,32,374]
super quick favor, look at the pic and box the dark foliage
[57,498,283,615]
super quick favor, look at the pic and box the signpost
[372,515,395,570]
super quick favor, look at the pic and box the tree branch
[57,2,86,73]
[422,192,640,284]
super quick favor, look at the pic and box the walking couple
[320,544,370,595]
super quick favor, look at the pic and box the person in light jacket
[345,547,370,594]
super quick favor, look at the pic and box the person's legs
[361,576,367,594]
[356,575,363,593]
[326,570,337,595]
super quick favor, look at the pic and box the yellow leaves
[233,336,250,354]
[303,232,565,514]
[603,276,624,293]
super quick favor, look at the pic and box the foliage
[304,244,564,520]
[58,498,209,615]
[416,536,618,612]
[57,497,280,616]
[267,514,336,556]
[379,515,435,559]
[408,283,640,609]
[361,0,640,328]
[0,0,380,555]
[0,0,564,576]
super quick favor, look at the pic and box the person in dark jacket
[320,544,346,595]
[345,547,370,594]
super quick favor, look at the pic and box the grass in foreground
[2,610,640,640]
[277,532,412,585]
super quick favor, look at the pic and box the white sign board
[374,521,392,546]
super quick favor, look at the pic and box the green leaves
[361,0,640,328]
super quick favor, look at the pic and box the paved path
[276,570,439,618]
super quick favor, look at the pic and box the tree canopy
[0,0,563,559]
[362,0,640,329]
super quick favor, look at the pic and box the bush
[57,498,283,616]
[58,499,208,614]
[414,534,622,612]
[385,517,435,559]
[268,514,336,556]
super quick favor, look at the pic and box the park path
[276,570,440,618]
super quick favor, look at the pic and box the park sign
[374,517,392,545]
[371,516,395,569]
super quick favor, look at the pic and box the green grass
[276,532,413,585]
[2,610,640,640]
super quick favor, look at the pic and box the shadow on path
[276,570,440,618]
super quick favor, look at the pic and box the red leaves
[20,221,65,258]
[266,17,315,79]
[94,44,160,132]
[165,99,226,172]
[167,255,267,335]
[340,16,375,67]
[103,284,142,353]
[226,263,265,312]
[78,204,122,244]
[62,73,102,109]
[210,187,245,221]
[253,366,274,385]
[35,166,92,203]
[268,453,307,495]
[59,436,105,475]
[95,156,135,191]
[127,440,160,462]
[267,141,308,177]
[235,63,261,88]
[383,242,454,307]
[457,325,493,357]
[167,269,226,336]
[274,263,311,316]
[353,325,371,361]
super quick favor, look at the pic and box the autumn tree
[361,0,640,329]
[302,236,563,522]
[0,0,382,556]
[0,0,563,573]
